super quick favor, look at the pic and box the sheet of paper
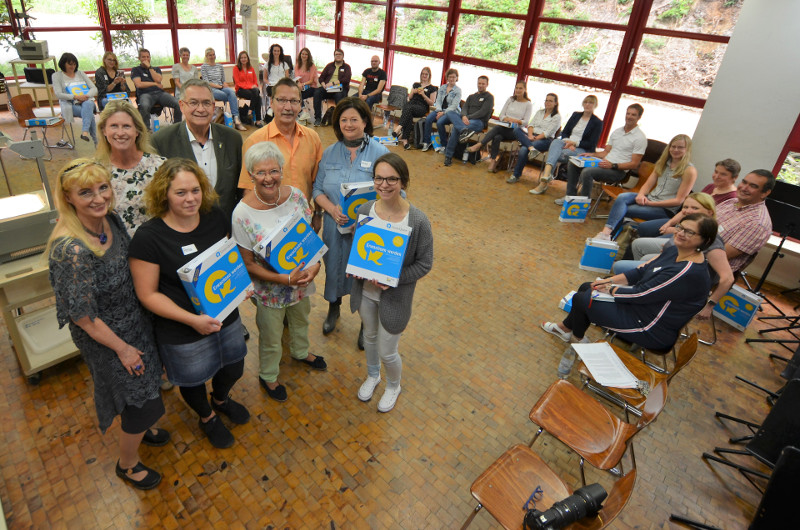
[572,342,638,388]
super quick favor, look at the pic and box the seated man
[357,56,386,110]
[313,49,351,126]
[131,48,182,130]
[443,76,494,166]
[555,103,646,205]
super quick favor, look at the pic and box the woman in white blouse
[467,81,532,172]
[507,93,563,184]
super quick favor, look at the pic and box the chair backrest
[386,85,407,108]
[9,94,36,125]
[571,469,637,530]
[636,380,668,429]
[642,138,667,164]
[667,333,698,381]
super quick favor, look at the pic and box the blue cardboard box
[374,135,398,146]
[254,210,327,275]
[66,82,90,96]
[106,92,129,101]
[25,117,60,126]
[713,285,763,331]
[340,181,377,231]
[579,238,619,273]
[178,237,253,321]
[346,214,412,287]
[559,290,577,312]
[431,133,443,150]
[559,196,592,223]
[569,155,603,168]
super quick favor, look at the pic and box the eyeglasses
[185,100,214,109]
[273,98,302,106]
[76,184,111,200]
[373,176,400,185]
[522,485,544,511]
[251,169,282,179]
[674,224,698,237]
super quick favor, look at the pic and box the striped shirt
[716,198,772,273]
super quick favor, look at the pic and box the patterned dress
[49,214,161,433]
[110,152,166,236]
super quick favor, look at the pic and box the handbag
[614,224,638,261]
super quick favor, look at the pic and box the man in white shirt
[555,103,647,205]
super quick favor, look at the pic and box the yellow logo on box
[567,204,581,216]
[202,252,239,303]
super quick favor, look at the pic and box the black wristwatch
[612,163,619,170]
[707,299,717,307]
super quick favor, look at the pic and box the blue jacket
[559,111,603,152]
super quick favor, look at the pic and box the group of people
[46,74,434,492]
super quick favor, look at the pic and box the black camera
[523,483,608,530]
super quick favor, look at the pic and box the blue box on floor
[178,237,253,321]
[346,214,412,287]
[713,285,763,331]
[559,196,592,223]
[579,238,619,273]
[254,210,328,275]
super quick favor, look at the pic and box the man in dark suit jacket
[151,78,242,218]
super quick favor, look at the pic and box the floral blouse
[110,152,167,237]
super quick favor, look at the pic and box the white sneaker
[377,385,401,412]
[298,110,310,122]
[434,147,445,154]
[358,376,381,401]
[594,232,611,241]
[554,197,566,206]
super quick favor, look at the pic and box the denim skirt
[158,317,248,386]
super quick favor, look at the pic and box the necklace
[254,184,281,207]
[83,221,108,244]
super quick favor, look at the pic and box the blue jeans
[545,138,586,167]
[512,128,554,177]
[211,86,240,118]
[72,101,96,138]
[313,87,347,121]
[605,192,673,233]
[364,94,382,109]
[423,110,454,146]
[137,91,182,129]
[444,112,482,158]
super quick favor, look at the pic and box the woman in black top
[95,51,129,110]
[393,67,437,150]
[129,158,250,450]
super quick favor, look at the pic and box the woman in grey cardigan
[53,52,98,144]
[350,153,434,413]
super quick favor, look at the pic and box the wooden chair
[529,379,667,486]
[578,334,698,416]
[8,94,73,160]
[375,85,407,125]
[460,444,636,530]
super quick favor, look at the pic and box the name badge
[182,244,198,256]
[479,97,485,101]
[360,160,372,169]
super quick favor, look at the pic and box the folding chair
[9,94,74,160]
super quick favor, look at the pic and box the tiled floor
[1,113,798,528]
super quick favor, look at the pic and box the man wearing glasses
[313,49,352,126]
[238,78,323,231]
[151,78,242,219]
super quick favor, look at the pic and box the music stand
[745,199,800,350]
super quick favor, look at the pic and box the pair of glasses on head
[274,97,302,106]
[372,176,400,185]
[251,169,282,179]
[674,224,698,237]
[185,100,215,109]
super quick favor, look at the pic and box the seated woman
[529,95,602,195]
[629,191,716,241]
[393,66,437,150]
[52,52,98,144]
[613,196,734,321]
[701,158,740,204]
[295,47,320,123]
[233,50,263,127]
[595,134,697,239]
[466,81,533,173]
[232,141,326,403]
[201,47,246,130]
[129,159,250,449]
[541,213,716,350]
[172,47,199,100]
[505,92,561,181]
[95,51,129,110]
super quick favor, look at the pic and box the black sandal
[115,461,162,490]
[141,427,170,447]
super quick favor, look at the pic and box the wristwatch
[706,299,717,307]
[612,163,619,170]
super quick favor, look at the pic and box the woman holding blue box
[129,158,250,449]
[53,52,98,145]
[541,213,715,351]
[313,97,389,342]
[350,153,434,412]
[232,142,326,403]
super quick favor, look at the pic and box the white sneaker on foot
[554,197,566,206]
[594,232,611,241]
[377,385,401,412]
[358,376,381,401]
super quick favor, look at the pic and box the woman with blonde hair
[393,67,437,150]
[201,47,246,130]
[47,159,168,490]
[129,158,250,449]
[595,134,697,239]
[95,100,166,236]
[95,51,129,110]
